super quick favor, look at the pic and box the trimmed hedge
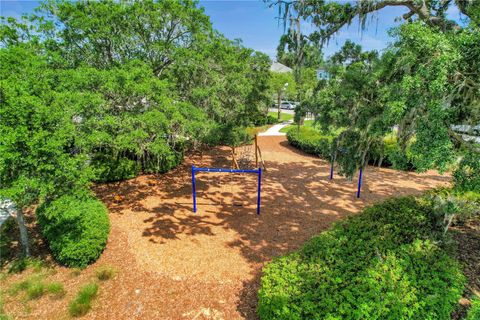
[286,126,334,158]
[286,126,416,171]
[258,196,465,320]
[36,195,110,268]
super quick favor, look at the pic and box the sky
[0,0,465,59]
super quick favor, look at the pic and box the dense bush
[253,114,278,126]
[453,151,480,192]
[382,136,415,170]
[258,196,465,319]
[466,297,480,320]
[287,126,417,174]
[36,195,110,268]
[286,126,334,158]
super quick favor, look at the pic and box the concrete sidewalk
[258,120,293,136]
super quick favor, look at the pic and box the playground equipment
[231,134,266,170]
[191,165,262,215]
[330,147,364,198]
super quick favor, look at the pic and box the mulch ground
[1,136,451,319]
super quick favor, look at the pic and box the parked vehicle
[280,101,295,110]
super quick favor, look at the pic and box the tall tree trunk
[16,207,31,257]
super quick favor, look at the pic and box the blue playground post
[192,165,197,213]
[329,159,334,180]
[191,166,262,215]
[356,167,363,198]
[257,168,262,215]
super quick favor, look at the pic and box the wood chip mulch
[1,136,451,319]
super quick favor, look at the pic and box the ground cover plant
[258,195,467,319]
[68,282,99,317]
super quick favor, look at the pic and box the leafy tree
[0,0,272,261]
[271,0,480,178]
[270,72,296,120]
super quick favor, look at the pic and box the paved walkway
[258,120,293,136]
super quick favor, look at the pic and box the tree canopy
[0,0,272,256]
[270,0,480,178]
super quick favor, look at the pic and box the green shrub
[258,196,466,320]
[254,114,277,126]
[0,218,17,268]
[453,151,480,192]
[286,126,334,158]
[36,194,110,268]
[91,154,140,182]
[466,297,480,320]
[368,135,415,170]
[68,283,99,317]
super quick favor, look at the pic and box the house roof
[270,62,292,73]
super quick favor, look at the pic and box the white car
[280,101,295,110]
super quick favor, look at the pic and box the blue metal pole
[329,159,334,180]
[192,165,197,213]
[356,167,363,198]
[257,167,262,215]
[193,167,260,174]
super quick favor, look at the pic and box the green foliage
[36,195,110,268]
[453,151,480,192]
[0,0,273,212]
[9,274,64,301]
[7,258,45,274]
[466,297,480,320]
[258,196,466,319]
[0,217,17,267]
[294,20,479,177]
[286,126,334,158]
[68,282,99,317]
[46,282,66,299]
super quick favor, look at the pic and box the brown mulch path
[1,136,451,319]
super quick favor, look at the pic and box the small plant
[7,258,45,275]
[46,282,65,299]
[26,282,45,300]
[95,265,116,281]
[9,276,65,301]
[70,269,82,277]
[68,283,99,317]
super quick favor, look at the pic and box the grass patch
[46,282,65,299]
[279,120,315,133]
[0,291,9,320]
[9,275,65,301]
[95,265,116,281]
[25,282,45,300]
[68,283,99,317]
[268,111,293,122]
[7,258,46,275]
